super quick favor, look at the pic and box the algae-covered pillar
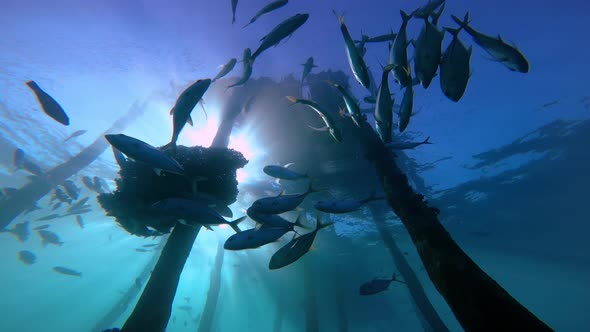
[197,239,225,332]
[0,100,148,230]
[368,203,449,332]
[356,120,553,331]
[112,89,248,332]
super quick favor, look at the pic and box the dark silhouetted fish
[105,134,184,176]
[247,210,307,229]
[62,180,80,200]
[226,48,253,90]
[75,215,84,229]
[25,80,70,126]
[314,192,384,214]
[53,266,82,277]
[249,182,317,214]
[63,130,87,142]
[54,187,72,205]
[142,244,158,248]
[244,0,288,28]
[62,208,92,217]
[224,226,291,250]
[327,80,363,127]
[263,164,308,181]
[36,214,62,221]
[135,248,149,252]
[440,26,472,102]
[412,3,445,88]
[333,11,371,90]
[1,221,30,242]
[286,96,342,142]
[34,224,50,230]
[231,0,238,24]
[387,137,432,150]
[354,32,397,44]
[13,149,25,169]
[411,0,445,18]
[269,216,333,270]
[212,58,237,82]
[167,79,211,147]
[18,250,36,265]
[81,176,95,191]
[67,197,90,213]
[93,176,107,193]
[51,202,63,211]
[38,230,64,247]
[360,273,406,295]
[390,10,413,87]
[374,64,395,143]
[300,57,317,86]
[252,13,309,61]
[398,84,414,132]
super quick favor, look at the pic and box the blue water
[1,0,589,331]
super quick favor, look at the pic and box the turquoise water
[1,0,589,331]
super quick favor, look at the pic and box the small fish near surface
[105,134,184,176]
[249,183,317,215]
[300,57,317,86]
[53,266,82,277]
[67,197,90,214]
[167,79,212,147]
[359,273,406,296]
[1,221,30,242]
[226,48,254,90]
[251,13,309,61]
[63,130,87,142]
[38,230,64,247]
[263,164,308,181]
[212,58,237,82]
[314,192,384,214]
[387,136,432,150]
[333,11,371,90]
[268,216,333,270]
[451,12,529,73]
[18,250,37,265]
[25,80,70,126]
[440,26,472,102]
[75,215,84,229]
[287,96,342,142]
[224,226,292,251]
[243,0,289,28]
[81,176,97,192]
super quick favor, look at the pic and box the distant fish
[360,273,405,295]
[142,244,158,248]
[13,149,44,176]
[224,226,291,251]
[62,180,80,200]
[62,209,92,217]
[243,0,288,28]
[314,192,384,214]
[452,13,529,73]
[226,48,254,90]
[112,146,127,168]
[249,183,317,214]
[1,221,30,242]
[251,13,309,61]
[192,192,234,218]
[53,266,82,277]
[36,214,62,221]
[51,202,63,211]
[54,187,72,204]
[212,58,237,82]
[263,164,308,181]
[387,137,432,150]
[268,216,333,270]
[81,176,96,191]
[75,215,84,229]
[287,96,342,142]
[18,250,36,265]
[231,0,238,24]
[105,134,184,176]
[38,230,64,247]
[63,130,87,142]
[354,32,397,44]
[300,57,317,86]
[333,11,371,90]
[242,94,257,114]
[93,176,108,193]
[25,80,70,125]
[167,79,212,147]
[67,197,90,214]
[34,224,50,230]
[135,248,149,252]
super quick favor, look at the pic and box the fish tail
[423,136,433,144]
[228,216,247,233]
[400,10,412,23]
[444,27,462,37]
[431,2,446,26]
[25,80,38,90]
[315,215,334,231]
[451,12,471,31]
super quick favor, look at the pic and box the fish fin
[444,27,462,37]
[153,168,163,176]
[286,96,298,105]
[186,115,194,126]
[450,12,470,30]
[307,124,329,132]
[228,216,247,233]
[284,163,295,169]
[169,107,175,115]
[202,224,214,231]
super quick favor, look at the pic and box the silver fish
[252,13,309,61]
[263,164,308,181]
[326,80,363,127]
[333,11,371,90]
[390,11,413,87]
[249,183,316,215]
[212,58,237,82]
[287,96,342,142]
[412,3,445,88]
[374,64,395,143]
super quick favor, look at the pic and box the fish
[300,57,318,87]
[398,84,414,132]
[212,58,237,82]
[51,202,63,211]
[387,136,432,150]
[268,216,333,270]
[22,159,44,177]
[67,197,90,214]
[151,199,246,233]
[62,209,92,217]
[440,26,472,102]
[38,230,64,247]
[224,226,291,250]
[13,148,25,169]
[93,176,109,193]
[231,0,238,24]
[355,32,397,44]
[390,11,413,87]
[105,134,184,176]
[252,13,309,61]
[263,164,308,181]
[18,250,36,265]
[243,0,288,28]
[286,96,342,142]
[326,80,364,127]
[25,80,70,125]
[135,248,149,252]
[168,79,212,147]
[62,180,80,200]
[1,221,30,242]
[53,266,82,277]
[247,210,307,229]
[54,187,72,204]
[226,48,254,90]
[14,149,44,176]
[360,273,406,295]
[374,64,395,143]
[34,224,50,230]
[191,192,234,218]
[333,11,371,90]
[411,0,445,18]
[112,146,127,168]
[81,176,95,191]
[35,214,62,221]
[451,13,529,73]
[249,183,316,215]
[314,192,384,214]
[63,130,87,142]
[142,244,158,248]
[412,3,445,88]
[75,215,84,229]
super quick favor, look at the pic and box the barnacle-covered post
[357,119,553,331]
[99,89,248,332]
